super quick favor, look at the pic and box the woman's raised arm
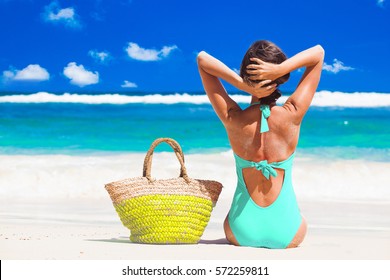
[197,51,276,125]
[280,45,324,121]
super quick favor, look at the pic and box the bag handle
[143,138,190,183]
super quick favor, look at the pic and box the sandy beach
[1,200,390,260]
[1,152,390,260]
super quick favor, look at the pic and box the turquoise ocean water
[1,91,389,161]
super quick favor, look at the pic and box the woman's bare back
[227,104,300,162]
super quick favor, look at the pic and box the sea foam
[1,153,389,202]
[0,91,390,107]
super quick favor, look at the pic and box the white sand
[1,198,389,260]
[0,152,390,260]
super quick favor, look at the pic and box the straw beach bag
[105,138,223,244]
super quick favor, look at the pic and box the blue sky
[0,0,389,93]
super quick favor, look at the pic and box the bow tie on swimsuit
[250,160,278,180]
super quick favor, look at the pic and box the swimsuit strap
[259,105,270,133]
[250,102,270,133]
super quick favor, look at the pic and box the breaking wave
[0,91,390,107]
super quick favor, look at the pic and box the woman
[197,40,324,248]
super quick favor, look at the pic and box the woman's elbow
[315,45,325,59]
[196,51,208,66]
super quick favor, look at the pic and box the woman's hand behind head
[246,58,283,82]
[242,79,277,99]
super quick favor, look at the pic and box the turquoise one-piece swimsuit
[227,104,302,249]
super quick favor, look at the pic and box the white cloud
[63,62,99,87]
[3,70,14,80]
[125,42,178,61]
[88,50,112,64]
[377,0,385,7]
[121,80,138,88]
[160,46,178,57]
[43,1,81,28]
[3,64,50,81]
[322,59,354,74]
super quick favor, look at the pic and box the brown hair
[240,40,290,105]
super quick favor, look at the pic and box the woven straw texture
[105,138,223,244]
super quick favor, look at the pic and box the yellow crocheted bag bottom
[114,194,213,244]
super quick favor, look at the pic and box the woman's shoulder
[270,103,302,126]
